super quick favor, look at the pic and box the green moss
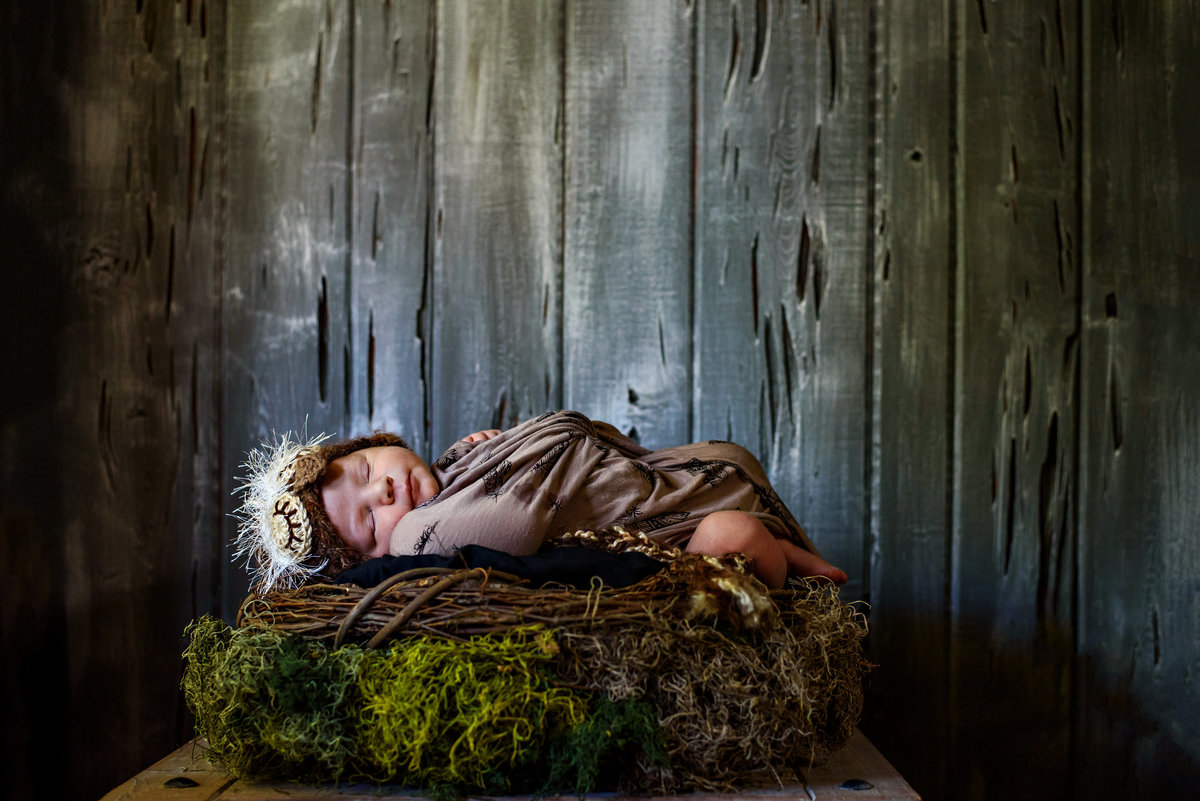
[182,618,663,794]
[530,695,667,797]
[353,627,587,786]
[182,616,366,781]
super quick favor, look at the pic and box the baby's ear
[290,449,326,489]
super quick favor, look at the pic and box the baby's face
[319,446,440,557]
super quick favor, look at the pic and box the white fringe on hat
[232,431,330,591]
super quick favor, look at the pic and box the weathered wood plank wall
[2,2,1198,800]
[350,1,433,451]
[564,0,695,447]
[868,2,953,797]
[1,2,223,798]
[435,0,562,448]
[1078,1,1200,796]
[696,0,870,591]
[951,1,1080,796]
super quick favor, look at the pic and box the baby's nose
[376,476,394,504]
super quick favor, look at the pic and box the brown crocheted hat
[233,431,409,591]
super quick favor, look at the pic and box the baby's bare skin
[685,510,848,589]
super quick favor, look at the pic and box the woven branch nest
[190,530,869,794]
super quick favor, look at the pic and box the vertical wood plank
[564,0,693,448]
[1078,2,1200,797]
[222,0,352,608]
[432,0,563,451]
[865,2,953,798]
[695,0,870,587]
[951,1,1081,798]
[0,1,223,797]
[348,0,434,456]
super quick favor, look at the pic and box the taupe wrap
[388,410,820,560]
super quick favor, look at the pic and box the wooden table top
[102,729,919,801]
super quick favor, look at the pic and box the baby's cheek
[416,471,441,505]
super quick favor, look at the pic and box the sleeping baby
[235,410,846,591]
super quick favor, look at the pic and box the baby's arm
[459,429,501,443]
[685,510,848,589]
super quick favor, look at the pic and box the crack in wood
[1052,85,1066,160]
[1054,0,1066,64]
[419,199,431,387]
[813,247,824,321]
[425,19,435,132]
[826,0,838,110]
[723,2,741,102]
[312,34,324,133]
[142,0,157,53]
[318,275,330,404]
[1004,437,1017,575]
[199,130,210,200]
[344,344,351,424]
[751,232,760,334]
[797,216,811,301]
[165,224,175,324]
[764,313,777,439]
[1036,411,1059,625]
[658,316,667,366]
[780,305,796,427]
[750,0,770,83]
[99,378,117,493]
[758,379,769,459]
[368,310,376,420]
[1023,347,1032,418]
[810,124,821,184]
[187,107,197,225]
[371,191,381,260]
[1062,332,1078,377]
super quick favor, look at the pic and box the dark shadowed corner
[0,2,73,800]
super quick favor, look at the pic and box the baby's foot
[779,540,848,586]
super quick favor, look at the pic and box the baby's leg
[686,511,787,588]
[775,538,848,586]
[686,510,849,588]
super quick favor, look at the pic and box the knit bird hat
[233,430,410,591]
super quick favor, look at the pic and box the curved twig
[367,568,492,648]
[334,568,456,647]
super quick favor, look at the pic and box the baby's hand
[460,429,501,443]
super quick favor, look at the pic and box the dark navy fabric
[333,544,665,590]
